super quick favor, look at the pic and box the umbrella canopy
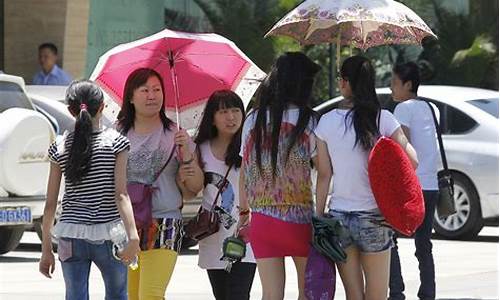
[265,0,436,50]
[90,29,265,129]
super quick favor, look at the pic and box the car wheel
[433,173,484,240]
[0,226,25,254]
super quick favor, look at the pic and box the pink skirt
[250,212,311,259]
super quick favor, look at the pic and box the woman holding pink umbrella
[117,68,203,300]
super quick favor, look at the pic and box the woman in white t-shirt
[314,56,419,299]
[194,90,256,300]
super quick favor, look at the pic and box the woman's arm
[114,150,140,260]
[313,139,333,216]
[176,165,200,200]
[391,127,419,170]
[174,130,204,194]
[39,162,61,278]
[237,166,251,227]
[176,155,204,195]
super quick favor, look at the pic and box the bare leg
[257,257,286,300]
[292,256,308,300]
[361,249,391,300]
[336,246,364,300]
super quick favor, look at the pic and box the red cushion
[368,137,425,236]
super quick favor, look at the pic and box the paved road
[0,227,497,299]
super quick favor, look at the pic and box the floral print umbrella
[265,0,436,50]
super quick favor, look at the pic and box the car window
[419,97,477,135]
[444,105,477,134]
[0,81,33,112]
[467,98,498,118]
[430,101,476,135]
[377,93,397,112]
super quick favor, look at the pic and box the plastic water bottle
[109,222,138,270]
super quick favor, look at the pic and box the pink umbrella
[90,29,265,129]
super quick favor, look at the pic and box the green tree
[426,0,499,89]
[191,0,284,72]
[384,0,499,90]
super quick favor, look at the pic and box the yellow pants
[128,249,178,300]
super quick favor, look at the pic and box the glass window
[0,81,33,113]
[467,98,498,118]
[443,104,477,134]
[418,98,477,135]
[377,93,397,112]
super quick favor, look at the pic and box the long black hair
[253,52,320,176]
[341,56,381,151]
[65,80,104,183]
[117,68,173,133]
[194,90,244,168]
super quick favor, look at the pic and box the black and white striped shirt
[48,128,130,225]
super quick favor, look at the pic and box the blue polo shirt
[32,64,72,86]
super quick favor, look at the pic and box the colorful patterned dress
[240,108,317,258]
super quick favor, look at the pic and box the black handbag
[311,215,348,263]
[424,101,457,219]
[184,164,232,241]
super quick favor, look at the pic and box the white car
[315,85,499,240]
[26,85,73,134]
[0,75,56,254]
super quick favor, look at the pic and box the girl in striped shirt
[39,80,140,300]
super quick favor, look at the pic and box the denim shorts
[328,208,393,253]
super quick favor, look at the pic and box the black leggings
[207,262,257,300]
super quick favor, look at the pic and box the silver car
[315,85,499,240]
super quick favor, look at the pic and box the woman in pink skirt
[238,52,325,300]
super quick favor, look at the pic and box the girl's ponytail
[65,80,104,183]
[341,56,381,151]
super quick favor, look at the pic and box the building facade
[0,0,209,83]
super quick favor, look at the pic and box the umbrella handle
[172,71,183,161]
[170,66,181,129]
[336,31,341,71]
[169,56,184,160]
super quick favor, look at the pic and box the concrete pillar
[63,0,90,80]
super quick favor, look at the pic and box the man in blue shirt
[32,43,72,86]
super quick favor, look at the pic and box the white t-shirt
[394,99,439,190]
[197,142,255,270]
[127,125,195,219]
[315,109,400,211]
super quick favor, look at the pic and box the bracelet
[181,157,194,165]
[237,205,249,212]
[239,209,250,216]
